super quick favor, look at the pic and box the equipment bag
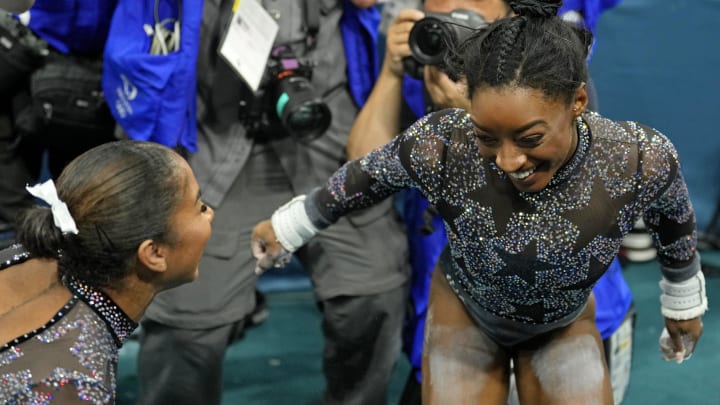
[32,54,113,133]
[13,52,116,146]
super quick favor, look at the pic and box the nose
[207,206,215,222]
[494,143,527,174]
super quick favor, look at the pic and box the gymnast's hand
[251,220,292,275]
[660,316,703,363]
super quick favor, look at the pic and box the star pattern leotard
[307,108,697,327]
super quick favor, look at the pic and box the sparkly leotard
[0,244,137,404]
[306,109,698,343]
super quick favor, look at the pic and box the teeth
[508,167,535,180]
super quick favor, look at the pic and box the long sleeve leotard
[306,108,697,327]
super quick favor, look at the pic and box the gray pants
[321,285,408,405]
[136,319,246,405]
[136,287,406,405]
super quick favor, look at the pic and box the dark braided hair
[446,0,593,106]
[15,141,185,288]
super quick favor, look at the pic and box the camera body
[404,8,488,79]
[0,13,49,94]
[239,45,331,142]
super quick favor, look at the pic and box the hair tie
[26,179,79,235]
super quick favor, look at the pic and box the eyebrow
[470,118,547,135]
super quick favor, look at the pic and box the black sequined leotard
[307,109,697,339]
[0,244,137,404]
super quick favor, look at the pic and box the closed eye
[472,130,498,146]
[517,134,543,147]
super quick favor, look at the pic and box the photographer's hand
[347,9,423,159]
[384,9,425,78]
[424,65,471,111]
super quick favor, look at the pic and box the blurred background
[590,0,720,231]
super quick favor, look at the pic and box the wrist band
[660,271,708,320]
[271,195,318,253]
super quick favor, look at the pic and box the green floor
[116,290,411,405]
[116,252,720,404]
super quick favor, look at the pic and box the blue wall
[590,0,720,229]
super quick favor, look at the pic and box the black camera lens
[406,9,489,78]
[409,17,453,66]
[274,75,331,140]
[287,103,329,133]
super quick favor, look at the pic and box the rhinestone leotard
[1,244,137,404]
[307,109,697,334]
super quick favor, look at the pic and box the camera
[404,9,488,79]
[239,45,331,141]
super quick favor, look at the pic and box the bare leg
[422,267,511,405]
[513,294,613,405]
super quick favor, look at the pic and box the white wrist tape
[271,195,319,253]
[660,271,708,320]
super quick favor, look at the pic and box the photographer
[345,1,631,403]
[346,3,512,403]
[0,0,117,249]
[346,1,511,159]
[137,1,410,404]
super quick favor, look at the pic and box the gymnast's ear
[136,239,169,274]
[572,83,588,117]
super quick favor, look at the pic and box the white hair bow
[26,179,79,235]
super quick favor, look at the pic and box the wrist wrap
[660,271,708,320]
[271,195,319,253]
